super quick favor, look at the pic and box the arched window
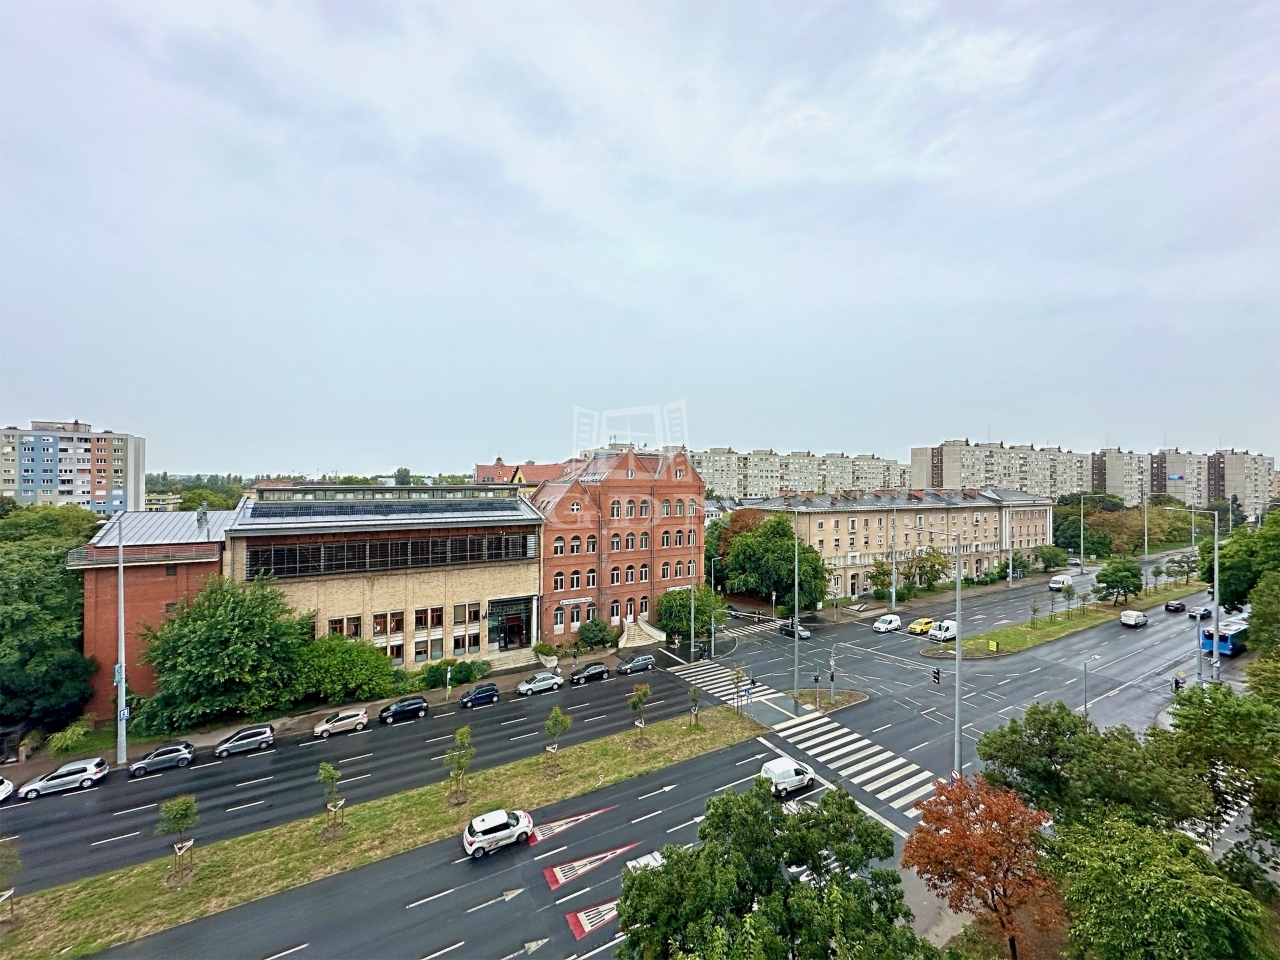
[639,500,650,517]
[587,568,597,587]
[626,500,636,518]
[640,531,649,549]
[688,528,696,546]
[675,500,685,516]
[586,535,597,553]
[688,560,696,579]
[570,570,581,590]
[611,566,621,585]
[626,532,635,550]
[625,565,635,583]
[610,599,621,618]
[661,562,671,579]
[675,561,684,578]
[553,537,565,556]
[553,571,565,591]
[586,603,596,621]
[626,468,635,479]
[626,598,635,619]
[570,605,582,626]
[569,535,581,555]
[610,533,621,551]
[688,498,697,515]
[639,563,649,582]
[639,596,649,615]
[675,530,684,547]
[662,499,671,516]
[610,500,621,518]
[553,607,564,626]
[661,530,671,548]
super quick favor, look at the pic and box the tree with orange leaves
[901,774,1052,960]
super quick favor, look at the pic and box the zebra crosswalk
[668,660,790,706]
[715,619,779,640]
[770,713,939,817]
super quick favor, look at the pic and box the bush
[577,617,613,648]
[533,642,559,659]
[419,663,447,690]
[471,660,492,680]
[293,635,398,704]
[46,717,90,757]
[873,588,888,602]
[451,661,473,685]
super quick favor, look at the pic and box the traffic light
[829,671,835,683]
[813,674,820,686]
[932,668,941,685]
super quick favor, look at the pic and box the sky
[2,1,1277,477]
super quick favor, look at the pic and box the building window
[570,570,581,590]
[640,500,650,517]
[817,521,824,530]
[639,563,649,581]
[661,562,670,579]
[610,599,621,619]
[611,566,621,585]
[165,564,177,577]
[662,499,671,516]
[346,616,361,638]
[688,498,697,515]
[834,538,840,550]
[586,535,597,553]
[640,532,649,549]
[818,539,824,550]
[329,617,344,635]
[675,530,684,547]
[610,500,621,518]
[675,500,684,516]
[626,565,635,583]
[626,500,636,518]
[570,501,581,513]
[553,537,565,556]
[675,561,684,578]
[586,603,596,621]
[675,469,684,479]
[639,596,649,615]
[662,530,671,548]
[570,605,582,626]
[554,571,565,591]
[611,533,621,551]
[415,608,429,631]
[554,607,564,626]
[688,560,696,578]
[587,568,597,587]
[570,536,581,554]
[626,532,635,550]
[626,468,635,479]
[165,602,178,614]
[373,613,388,636]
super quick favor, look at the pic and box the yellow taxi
[906,617,935,636]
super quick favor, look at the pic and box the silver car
[516,672,563,696]
[214,724,275,758]
[129,741,196,777]
[0,776,13,803]
[313,708,368,738]
[17,757,109,800]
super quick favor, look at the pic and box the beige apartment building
[1211,450,1275,521]
[754,488,1055,598]
[911,440,1089,501]
[689,447,910,499]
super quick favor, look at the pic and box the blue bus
[1201,620,1248,656]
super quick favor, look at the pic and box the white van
[1120,610,1148,628]
[760,756,814,798]
[927,620,957,642]
[872,614,901,634]
[1048,575,1073,592]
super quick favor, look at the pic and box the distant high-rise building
[687,447,911,499]
[2,420,145,515]
[1161,449,1211,508]
[910,440,1089,500]
[1209,449,1274,520]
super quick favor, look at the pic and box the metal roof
[88,508,238,547]
[226,494,544,537]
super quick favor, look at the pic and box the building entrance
[488,596,534,651]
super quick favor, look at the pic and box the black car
[617,653,656,675]
[129,741,195,777]
[379,696,428,724]
[779,623,811,640]
[570,662,610,685]
[1164,600,1187,613]
[460,682,500,708]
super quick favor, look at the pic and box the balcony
[66,542,222,569]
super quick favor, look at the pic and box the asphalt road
[0,668,693,894]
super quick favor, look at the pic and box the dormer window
[626,469,635,479]
[675,469,684,479]
[570,501,581,513]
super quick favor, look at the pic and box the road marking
[227,800,266,812]
[339,753,373,764]
[1033,690,1049,699]
[199,761,222,767]
[422,942,465,960]
[112,803,157,816]
[545,843,641,889]
[1028,667,1042,673]
[0,835,17,841]
[126,773,162,782]
[263,945,309,960]
[556,885,592,905]
[630,809,662,823]
[872,724,892,733]
[510,732,539,741]
[430,754,447,761]
[583,715,607,723]
[716,774,758,792]
[909,741,931,752]
[667,816,705,833]
[903,697,921,706]
[501,717,528,726]
[647,699,665,705]
[64,787,99,795]
[337,774,371,785]
[997,679,1012,685]
[297,739,323,748]
[533,844,568,861]
[567,703,591,710]
[90,831,139,846]
[1064,677,1078,684]
[572,932,626,959]
[246,749,277,756]
[347,730,370,737]
[638,785,676,800]
[406,888,454,908]
[530,806,615,844]
[435,711,456,717]
[236,776,274,787]
[425,735,453,744]
[466,888,524,913]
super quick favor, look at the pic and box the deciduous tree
[1247,570,1280,657]
[1095,558,1142,604]
[576,616,613,648]
[654,584,726,640]
[444,725,475,804]
[293,634,398,703]
[902,775,1052,960]
[1033,544,1068,572]
[543,705,572,774]
[721,514,827,614]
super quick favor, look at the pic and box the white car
[16,757,109,800]
[313,708,368,738]
[462,808,533,859]
[516,672,563,696]
[625,851,666,873]
[761,756,814,798]
[927,620,957,642]
[872,615,901,634]
[0,776,12,803]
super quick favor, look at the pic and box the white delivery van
[1048,575,1073,592]
[927,620,957,642]
[760,756,814,798]
[872,614,901,634]
[1119,610,1148,628]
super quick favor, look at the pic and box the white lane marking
[90,831,140,846]
[667,816,705,833]
[227,800,266,812]
[263,945,309,960]
[337,773,371,785]
[573,932,626,960]
[583,715,607,722]
[0,834,18,841]
[736,753,768,765]
[630,809,662,823]
[716,774,758,792]
[246,749,277,756]
[555,885,592,905]
[435,712,456,717]
[406,888,454,908]
[500,717,528,726]
[346,730,370,737]
[199,761,222,767]
[1028,667,1042,673]
[236,776,274,788]
[647,699,665,706]
[567,702,591,710]
[297,739,323,748]
[872,724,892,733]
[112,803,157,816]
[510,732,539,741]
[126,773,162,783]
[1064,677,1078,685]
[64,787,99,795]
[339,753,373,764]
[637,785,676,800]
[1033,690,1049,699]
[533,844,568,861]
[422,943,465,960]
[909,741,931,752]
[425,735,453,744]
[997,679,1012,685]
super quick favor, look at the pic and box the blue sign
[118,707,130,721]
[1167,474,1185,481]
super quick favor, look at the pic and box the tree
[618,782,936,960]
[629,683,650,743]
[0,497,18,520]
[393,467,412,486]
[1166,553,1197,585]
[1095,558,1142,604]
[1247,570,1280,657]
[654,584,727,640]
[317,761,341,803]
[444,725,475,803]
[1050,817,1269,960]
[1199,509,1280,611]
[1151,564,1165,588]
[156,794,200,881]
[292,634,398,703]
[543,705,572,774]
[47,717,91,756]
[430,473,471,486]
[915,547,951,590]
[177,489,239,511]
[688,684,702,728]
[1246,657,1280,710]
[994,551,1031,582]
[704,515,730,583]
[867,558,894,596]
[721,514,827,614]
[1033,544,1068,572]
[1028,597,1039,626]
[136,577,313,734]
[576,616,613,648]
[1061,583,1076,618]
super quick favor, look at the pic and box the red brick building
[528,448,705,642]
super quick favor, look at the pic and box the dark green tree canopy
[654,584,727,640]
[721,514,827,613]
[1095,557,1142,603]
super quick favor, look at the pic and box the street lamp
[1165,506,1221,682]
[1082,654,1101,720]
[106,510,129,768]
[890,503,898,612]
[710,556,723,660]
[792,506,801,706]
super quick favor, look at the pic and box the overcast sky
[2,1,1277,476]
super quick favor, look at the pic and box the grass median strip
[0,707,763,960]
[923,580,1208,659]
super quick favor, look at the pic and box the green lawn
[0,706,763,960]
[923,579,1208,659]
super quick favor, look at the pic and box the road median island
[921,580,1208,660]
[0,706,764,960]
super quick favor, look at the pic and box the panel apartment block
[4,419,145,515]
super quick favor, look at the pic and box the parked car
[570,662,610,685]
[779,622,811,640]
[907,618,934,636]
[1068,558,1083,567]
[17,757,109,800]
[0,776,13,803]
[760,756,814,798]
[1164,600,1187,613]
[379,696,428,724]
[462,808,533,859]
[1120,610,1149,628]
[872,614,901,634]
[313,708,368,738]
[214,724,275,758]
[927,620,958,642]
[617,653,656,675]
[625,850,666,873]
[129,741,195,777]
[1048,575,1073,592]
[516,672,563,696]
[460,682,500,708]
[1188,606,1213,620]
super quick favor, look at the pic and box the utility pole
[792,506,800,707]
[952,533,963,778]
[115,510,128,768]
[709,557,721,660]
[1165,506,1222,682]
[1007,506,1013,588]
[889,504,897,612]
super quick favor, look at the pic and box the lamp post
[1082,654,1101,720]
[710,556,722,660]
[950,530,963,777]
[792,506,800,707]
[111,510,128,768]
[890,504,898,612]
[1165,506,1221,682]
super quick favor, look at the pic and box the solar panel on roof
[248,499,519,521]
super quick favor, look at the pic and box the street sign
[949,768,960,784]
[988,640,998,652]
[113,663,122,685]
[118,707,130,721]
